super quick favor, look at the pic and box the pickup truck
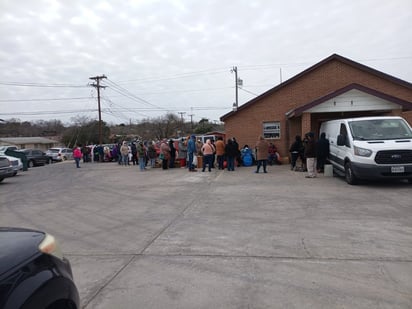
[0,156,14,182]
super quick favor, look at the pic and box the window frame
[262,121,281,139]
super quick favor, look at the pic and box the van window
[340,124,350,147]
[349,119,412,140]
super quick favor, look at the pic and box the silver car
[46,148,73,162]
[0,157,14,182]
[0,153,23,175]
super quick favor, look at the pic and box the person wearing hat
[304,132,317,178]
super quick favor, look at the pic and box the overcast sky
[1,0,411,125]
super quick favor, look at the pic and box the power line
[0,96,91,102]
[239,87,259,96]
[103,78,168,111]
[122,86,232,96]
[0,81,89,88]
[101,96,150,118]
[116,67,229,84]
[0,109,97,116]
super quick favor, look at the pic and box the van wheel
[345,162,358,185]
[28,160,35,168]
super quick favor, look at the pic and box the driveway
[1,162,411,308]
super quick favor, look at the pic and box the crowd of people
[71,132,330,178]
[289,132,330,178]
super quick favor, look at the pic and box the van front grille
[375,150,412,164]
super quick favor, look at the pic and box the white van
[320,116,412,184]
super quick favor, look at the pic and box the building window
[263,121,280,139]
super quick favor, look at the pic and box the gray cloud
[1,0,411,124]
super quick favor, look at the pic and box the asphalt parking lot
[1,161,412,308]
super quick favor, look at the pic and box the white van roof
[337,116,403,122]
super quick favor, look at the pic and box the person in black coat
[232,137,241,167]
[131,142,138,166]
[317,132,330,173]
[224,139,238,171]
[169,140,176,168]
[304,132,317,178]
[289,135,304,171]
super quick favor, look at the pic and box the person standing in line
[289,135,304,171]
[210,139,216,168]
[268,142,281,165]
[177,137,187,168]
[131,142,138,166]
[187,135,197,172]
[137,141,146,171]
[224,139,237,171]
[160,139,170,170]
[113,143,121,164]
[127,144,132,165]
[82,145,90,163]
[73,144,82,168]
[304,132,317,178]
[120,141,129,166]
[215,136,225,170]
[201,139,215,172]
[169,139,176,168]
[147,141,157,168]
[255,136,269,173]
[316,132,330,173]
[97,145,104,162]
[232,137,241,167]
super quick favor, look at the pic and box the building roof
[0,137,59,145]
[220,53,412,121]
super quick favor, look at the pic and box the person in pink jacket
[73,145,82,168]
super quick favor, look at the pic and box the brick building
[220,54,412,161]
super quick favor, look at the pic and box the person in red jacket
[73,144,82,168]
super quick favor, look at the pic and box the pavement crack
[138,196,199,255]
[301,237,312,258]
[82,255,136,309]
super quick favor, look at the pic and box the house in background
[220,54,412,161]
[0,137,59,151]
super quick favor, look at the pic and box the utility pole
[188,108,194,131]
[89,75,107,145]
[231,66,238,109]
[178,111,186,122]
[231,66,242,110]
[178,112,186,136]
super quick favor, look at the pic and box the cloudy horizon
[1,0,411,125]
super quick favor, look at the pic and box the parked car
[0,153,23,176]
[0,227,80,309]
[0,145,18,152]
[46,147,73,162]
[18,149,51,167]
[0,157,14,182]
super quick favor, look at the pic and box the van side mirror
[337,134,346,146]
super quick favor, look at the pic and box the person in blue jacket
[187,135,197,172]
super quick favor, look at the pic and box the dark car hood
[0,227,45,277]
